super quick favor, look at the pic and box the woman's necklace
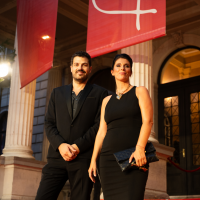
[116,84,131,100]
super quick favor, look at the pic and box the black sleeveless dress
[99,86,148,200]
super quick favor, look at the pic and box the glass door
[158,76,200,196]
[159,87,187,195]
[185,85,200,195]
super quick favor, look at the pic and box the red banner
[87,0,166,58]
[17,0,58,88]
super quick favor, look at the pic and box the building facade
[0,0,200,199]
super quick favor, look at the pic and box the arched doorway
[0,111,8,155]
[158,47,200,196]
[88,68,115,94]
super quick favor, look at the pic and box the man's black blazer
[45,83,108,160]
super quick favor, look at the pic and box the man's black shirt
[71,90,83,119]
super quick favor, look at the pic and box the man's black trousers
[35,158,93,200]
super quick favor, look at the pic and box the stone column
[42,67,62,162]
[121,41,157,142]
[64,66,72,85]
[2,30,36,159]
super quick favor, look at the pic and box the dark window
[0,112,8,155]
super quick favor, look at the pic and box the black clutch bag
[113,142,159,172]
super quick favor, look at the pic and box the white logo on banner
[92,0,157,31]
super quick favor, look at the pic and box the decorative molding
[171,31,185,48]
[0,0,16,14]
[0,15,16,27]
[55,31,87,51]
[0,29,15,41]
[54,44,86,59]
[194,0,200,5]
[60,0,88,16]
[58,3,87,27]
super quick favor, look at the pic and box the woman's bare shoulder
[102,95,112,107]
[135,86,149,97]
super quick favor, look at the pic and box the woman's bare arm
[129,86,153,166]
[136,86,153,147]
[88,95,111,182]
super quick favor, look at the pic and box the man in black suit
[35,51,108,200]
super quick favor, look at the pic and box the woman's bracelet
[136,144,145,149]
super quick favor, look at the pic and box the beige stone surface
[0,156,46,200]
[145,143,174,199]
[146,160,167,192]
[12,166,41,196]
[2,165,14,198]
[0,157,5,198]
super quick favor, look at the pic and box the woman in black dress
[88,54,153,200]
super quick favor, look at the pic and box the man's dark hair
[111,54,133,71]
[71,51,92,66]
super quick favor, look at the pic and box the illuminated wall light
[42,35,50,40]
[0,62,10,77]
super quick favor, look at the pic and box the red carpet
[100,199,200,200]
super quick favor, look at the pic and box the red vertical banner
[17,0,58,88]
[87,0,166,58]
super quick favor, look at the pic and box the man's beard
[72,70,89,83]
